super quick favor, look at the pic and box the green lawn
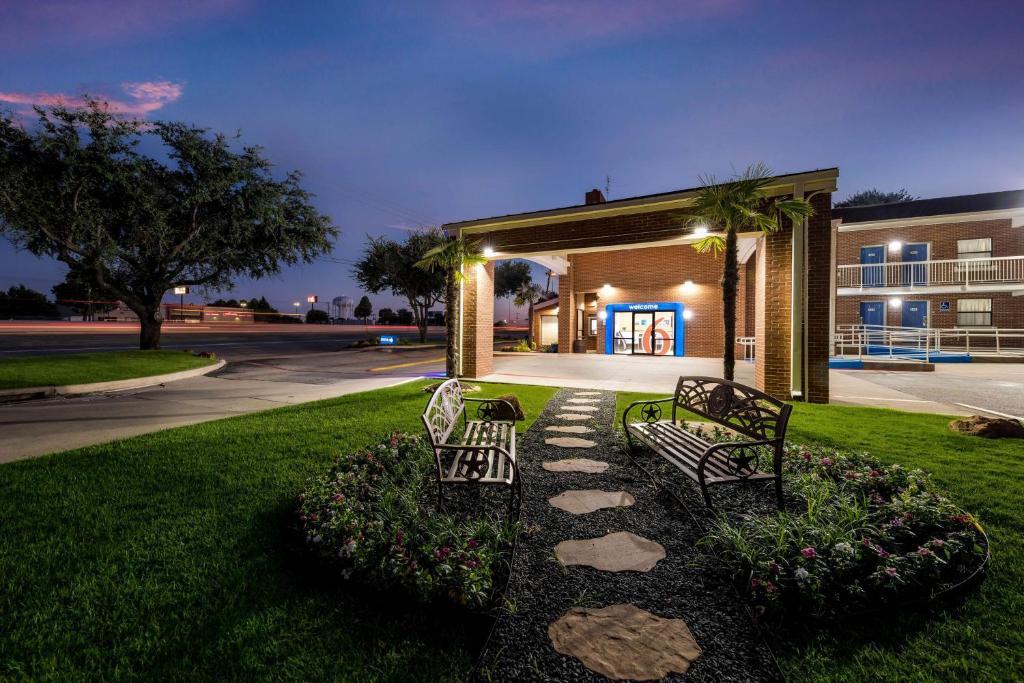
[0,350,218,390]
[617,392,1024,683]
[0,381,556,681]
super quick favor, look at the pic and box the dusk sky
[2,0,1023,317]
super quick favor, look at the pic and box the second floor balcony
[836,255,1024,295]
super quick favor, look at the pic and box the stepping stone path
[542,458,609,474]
[544,436,597,448]
[548,604,702,680]
[479,387,778,681]
[555,531,664,571]
[548,489,635,515]
[544,425,593,434]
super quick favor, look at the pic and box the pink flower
[332,493,344,502]
[769,562,781,575]
[801,547,817,558]
[751,577,761,590]
[885,566,898,577]
[821,457,833,467]
[467,539,479,549]
[465,559,478,569]
[764,581,779,593]
[917,547,933,557]
[876,547,891,559]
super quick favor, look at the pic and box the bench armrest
[622,396,675,431]
[464,396,517,423]
[698,438,782,479]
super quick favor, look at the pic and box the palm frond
[691,234,725,256]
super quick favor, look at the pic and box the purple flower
[465,559,478,569]
[877,547,891,559]
[332,493,344,502]
[885,566,898,577]
[821,457,833,467]
[801,547,817,558]
[917,547,933,557]
[769,562,782,576]
[467,539,479,549]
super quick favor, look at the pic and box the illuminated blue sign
[379,335,397,346]
[603,302,686,357]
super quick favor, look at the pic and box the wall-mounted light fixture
[483,246,496,257]
[693,226,708,237]
[682,309,694,320]
[888,240,902,253]
[681,280,696,294]
[889,297,902,309]
[601,283,612,293]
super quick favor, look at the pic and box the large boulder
[949,415,1024,439]
[492,394,525,421]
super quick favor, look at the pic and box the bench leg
[699,478,714,509]
[436,479,445,512]
[774,476,785,511]
[507,470,523,523]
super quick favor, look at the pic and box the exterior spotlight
[889,297,902,309]
[682,309,694,320]
[888,240,902,252]
[483,246,496,257]
[682,280,695,294]
[601,283,611,292]
[693,226,708,237]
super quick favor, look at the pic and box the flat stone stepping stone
[573,391,601,396]
[548,490,635,515]
[555,414,592,421]
[555,531,665,572]
[545,425,594,434]
[545,437,597,448]
[542,458,609,474]
[560,405,598,412]
[567,398,600,404]
[548,604,702,680]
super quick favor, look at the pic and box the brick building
[832,190,1024,342]
[444,168,838,402]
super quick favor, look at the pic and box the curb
[0,359,227,404]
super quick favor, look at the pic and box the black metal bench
[421,378,521,518]
[623,376,791,510]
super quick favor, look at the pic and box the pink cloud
[0,81,184,116]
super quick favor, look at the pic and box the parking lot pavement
[0,345,446,464]
[839,363,1024,419]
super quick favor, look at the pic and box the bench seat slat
[629,422,735,479]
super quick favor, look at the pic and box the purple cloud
[0,81,184,116]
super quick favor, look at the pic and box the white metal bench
[623,376,791,510]
[421,378,521,518]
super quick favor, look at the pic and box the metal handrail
[837,255,1024,289]
[833,324,1024,358]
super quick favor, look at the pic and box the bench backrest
[422,378,465,447]
[673,376,791,441]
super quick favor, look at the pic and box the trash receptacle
[572,340,587,353]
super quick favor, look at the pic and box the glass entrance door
[612,310,676,355]
[612,311,633,354]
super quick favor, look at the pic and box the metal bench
[623,376,791,510]
[421,378,521,518]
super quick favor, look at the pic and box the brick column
[805,192,833,403]
[558,256,576,353]
[462,261,494,377]
[754,228,793,399]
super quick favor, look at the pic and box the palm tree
[686,163,814,381]
[415,234,487,377]
[514,282,544,347]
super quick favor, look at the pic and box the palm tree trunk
[526,300,535,347]
[721,227,739,380]
[445,271,458,377]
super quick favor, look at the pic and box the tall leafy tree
[0,284,59,319]
[52,271,115,320]
[514,281,543,347]
[686,163,814,380]
[834,188,916,208]
[354,295,373,324]
[415,234,487,376]
[354,230,445,343]
[494,260,531,322]
[0,101,336,349]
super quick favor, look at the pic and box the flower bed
[703,443,987,624]
[297,432,518,608]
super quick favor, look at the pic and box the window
[957,298,992,327]
[957,238,992,260]
[588,315,597,336]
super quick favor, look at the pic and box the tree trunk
[445,272,459,377]
[526,300,535,347]
[414,302,428,344]
[139,307,163,350]
[721,227,739,381]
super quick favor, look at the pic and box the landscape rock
[559,405,598,412]
[548,603,702,681]
[492,394,526,421]
[542,458,609,474]
[545,437,597,448]
[548,489,635,514]
[555,414,593,421]
[573,391,601,396]
[545,425,594,434]
[949,414,1024,439]
[567,398,600,404]
[555,531,665,572]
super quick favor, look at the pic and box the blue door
[860,246,885,287]
[860,301,884,327]
[901,243,928,286]
[901,300,928,328]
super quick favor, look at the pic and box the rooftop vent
[585,189,606,205]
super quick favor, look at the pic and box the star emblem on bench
[641,404,662,422]
[477,402,496,421]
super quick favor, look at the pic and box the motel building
[443,168,838,403]
[832,189,1024,351]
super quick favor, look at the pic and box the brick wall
[461,261,494,377]
[754,226,793,399]
[805,192,833,403]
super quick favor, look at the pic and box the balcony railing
[837,255,1024,290]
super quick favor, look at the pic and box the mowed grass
[0,380,556,681]
[0,350,217,390]
[616,392,1024,683]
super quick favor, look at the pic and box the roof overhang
[837,208,1024,232]
[446,168,838,235]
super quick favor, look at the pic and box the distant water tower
[333,295,355,320]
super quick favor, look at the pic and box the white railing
[736,336,755,361]
[837,255,1024,289]
[833,324,1024,359]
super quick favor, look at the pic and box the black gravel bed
[473,389,781,683]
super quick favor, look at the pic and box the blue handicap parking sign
[939,300,951,312]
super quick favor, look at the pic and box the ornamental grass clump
[704,444,986,622]
[297,432,518,608]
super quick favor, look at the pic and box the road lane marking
[954,403,1024,421]
[368,357,446,372]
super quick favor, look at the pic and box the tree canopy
[494,260,532,299]
[0,101,336,348]
[0,284,59,320]
[834,188,917,208]
[354,295,372,323]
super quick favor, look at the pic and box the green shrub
[297,432,518,608]
[702,444,986,622]
[512,338,535,353]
